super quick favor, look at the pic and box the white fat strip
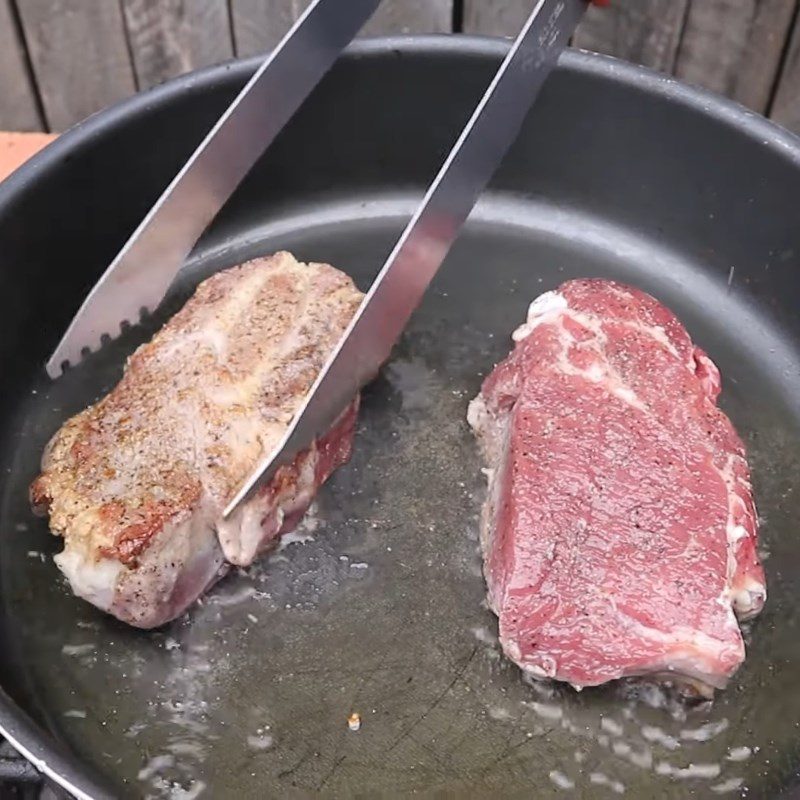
[585,362,604,381]
[613,385,641,406]
[466,395,489,436]
[556,347,647,412]
[609,598,739,666]
[468,390,516,611]
[524,599,738,691]
[514,288,683,374]
[60,504,225,629]
[55,549,121,613]
[549,309,649,413]
[217,447,318,566]
[603,281,681,359]
[714,455,766,618]
[485,286,673,458]
[732,575,767,618]
[730,525,749,542]
[512,291,569,341]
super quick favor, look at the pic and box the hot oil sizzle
[0,206,797,799]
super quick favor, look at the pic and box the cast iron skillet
[1,35,800,799]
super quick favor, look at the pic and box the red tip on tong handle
[592,0,611,5]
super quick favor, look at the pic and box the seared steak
[468,279,765,693]
[31,252,363,628]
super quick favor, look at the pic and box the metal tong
[46,0,592,517]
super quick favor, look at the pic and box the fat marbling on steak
[31,252,363,629]
[468,279,766,693]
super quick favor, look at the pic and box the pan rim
[1,35,799,216]
[1,34,799,800]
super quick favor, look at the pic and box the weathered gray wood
[0,0,43,131]
[230,0,310,57]
[771,11,800,135]
[463,0,530,37]
[675,0,796,113]
[466,0,687,59]
[362,0,452,35]
[122,0,234,91]
[573,0,690,73]
[18,0,137,130]
[729,0,797,112]
[232,0,451,57]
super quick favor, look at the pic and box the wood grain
[230,0,309,57]
[0,0,42,131]
[675,0,797,113]
[573,0,690,73]
[463,0,529,37]
[122,0,234,90]
[5,0,800,135]
[771,10,800,134]
[17,0,137,130]
[362,0,452,36]
[232,0,452,57]
[730,0,797,112]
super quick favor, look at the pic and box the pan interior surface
[4,195,799,800]
[0,41,799,799]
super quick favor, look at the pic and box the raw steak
[31,252,363,629]
[468,279,766,693]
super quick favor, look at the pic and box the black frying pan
[1,36,799,799]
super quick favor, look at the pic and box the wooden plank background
[1,0,800,136]
[123,0,234,91]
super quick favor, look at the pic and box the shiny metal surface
[225,0,589,516]
[45,0,382,379]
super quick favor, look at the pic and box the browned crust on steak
[32,252,363,567]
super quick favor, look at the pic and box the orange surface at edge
[0,132,58,183]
